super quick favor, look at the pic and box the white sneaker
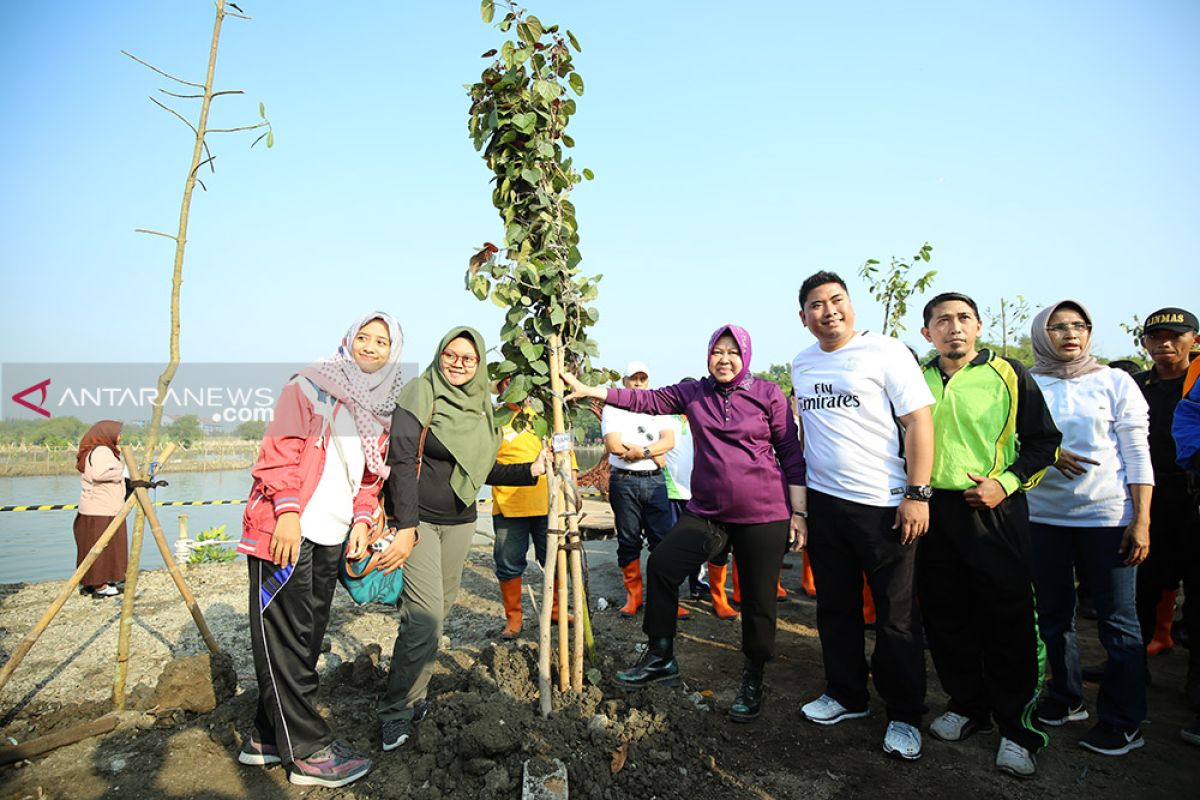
[929,711,995,742]
[93,584,120,597]
[995,737,1036,778]
[882,721,922,761]
[801,694,870,726]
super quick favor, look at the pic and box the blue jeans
[1031,522,1146,728]
[609,469,673,567]
[492,513,549,581]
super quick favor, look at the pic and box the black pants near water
[248,540,340,764]
[805,490,926,726]
[644,512,789,665]
[918,490,1048,752]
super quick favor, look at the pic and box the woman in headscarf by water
[377,326,548,752]
[1025,300,1153,757]
[562,324,807,723]
[74,420,128,598]
[236,311,404,788]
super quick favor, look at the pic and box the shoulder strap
[416,400,435,479]
[327,403,358,490]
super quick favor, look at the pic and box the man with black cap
[1132,307,1198,679]
[601,361,676,618]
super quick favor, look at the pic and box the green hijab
[396,326,500,505]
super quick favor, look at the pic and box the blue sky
[2,1,1197,386]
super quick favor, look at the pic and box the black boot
[616,638,680,690]
[729,661,764,722]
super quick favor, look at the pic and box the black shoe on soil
[729,662,764,723]
[1078,722,1144,756]
[616,638,680,690]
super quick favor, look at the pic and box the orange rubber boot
[777,575,789,600]
[499,577,523,640]
[731,559,741,605]
[619,561,643,618]
[801,551,817,597]
[1146,588,1177,656]
[862,577,876,626]
[707,563,738,619]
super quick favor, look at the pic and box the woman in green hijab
[376,326,548,751]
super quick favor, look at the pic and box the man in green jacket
[917,292,1062,778]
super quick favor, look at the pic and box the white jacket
[1027,367,1152,527]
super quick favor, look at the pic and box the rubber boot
[729,660,765,723]
[731,559,741,605]
[499,577,523,640]
[800,551,817,597]
[863,578,877,627]
[1146,588,1177,656]
[619,561,643,618]
[776,574,790,602]
[616,637,680,689]
[707,563,738,619]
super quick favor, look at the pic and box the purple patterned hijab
[707,324,754,390]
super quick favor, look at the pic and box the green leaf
[582,168,594,180]
[506,222,526,245]
[490,292,508,308]
[520,167,543,184]
[530,416,549,438]
[567,30,582,52]
[534,79,560,101]
[550,306,566,326]
[519,340,545,362]
[501,40,515,67]
[501,375,530,404]
[586,307,600,323]
[529,359,549,375]
[481,0,495,23]
[469,274,490,300]
[266,129,274,148]
[258,101,265,119]
[561,134,575,148]
[513,112,537,133]
[517,22,534,44]
[568,72,584,95]
[526,15,544,40]
[496,359,519,375]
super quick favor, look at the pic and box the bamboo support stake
[538,496,561,717]
[557,344,587,689]
[556,549,569,691]
[0,493,141,694]
[0,714,120,766]
[122,446,219,654]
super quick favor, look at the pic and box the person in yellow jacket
[491,377,578,639]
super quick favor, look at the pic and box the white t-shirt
[1026,368,1153,528]
[791,331,934,507]
[661,415,693,500]
[299,382,365,546]
[601,405,666,471]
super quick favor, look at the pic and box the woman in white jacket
[1026,300,1152,758]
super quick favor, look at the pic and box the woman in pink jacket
[74,420,128,598]
[236,311,405,789]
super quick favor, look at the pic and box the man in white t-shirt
[790,270,935,761]
[601,361,676,618]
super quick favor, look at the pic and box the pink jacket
[78,446,125,516]
[237,379,387,561]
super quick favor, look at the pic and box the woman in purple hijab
[564,325,807,722]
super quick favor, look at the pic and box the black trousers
[805,490,926,726]
[248,540,340,764]
[644,512,789,665]
[918,490,1048,752]
[1136,486,1198,641]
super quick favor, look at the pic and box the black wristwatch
[903,484,933,502]
[642,446,651,459]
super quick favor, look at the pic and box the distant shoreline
[0,458,256,479]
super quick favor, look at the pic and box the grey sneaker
[882,721,922,761]
[381,718,412,752]
[801,694,870,725]
[995,737,1036,778]
[1036,698,1088,727]
[288,741,371,788]
[237,735,281,766]
[929,711,995,743]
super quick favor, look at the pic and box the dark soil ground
[1,529,1197,800]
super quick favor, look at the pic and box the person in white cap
[602,361,676,618]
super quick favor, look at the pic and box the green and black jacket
[922,349,1062,494]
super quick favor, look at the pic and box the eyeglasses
[1046,322,1091,334]
[440,351,479,368]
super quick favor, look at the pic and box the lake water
[0,447,604,584]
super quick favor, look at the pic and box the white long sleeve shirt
[1027,368,1153,527]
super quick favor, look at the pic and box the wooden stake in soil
[556,548,570,692]
[0,714,120,767]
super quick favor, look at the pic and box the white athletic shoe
[929,711,995,742]
[995,737,1036,778]
[882,721,922,761]
[801,694,870,725]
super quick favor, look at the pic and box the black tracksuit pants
[644,512,789,665]
[248,540,340,764]
[805,490,926,726]
[917,490,1048,752]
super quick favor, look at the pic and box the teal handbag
[338,503,404,606]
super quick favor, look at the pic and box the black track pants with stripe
[248,540,340,763]
[917,490,1048,753]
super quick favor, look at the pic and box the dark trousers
[644,512,789,665]
[248,540,340,764]
[1031,523,1146,728]
[1136,486,1198,647]
[609,469,674,566]
[805,490,927,726]
[918,491,1048,752]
